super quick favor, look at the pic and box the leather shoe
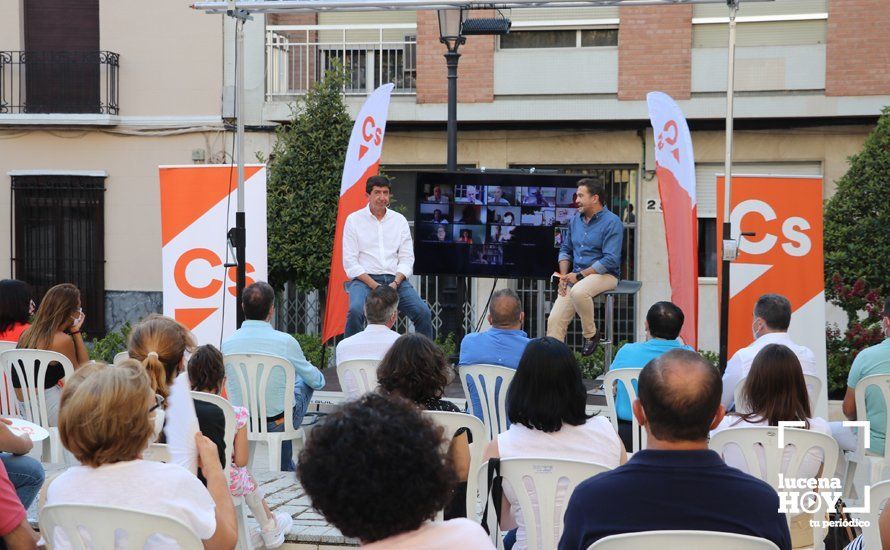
[581,336,603,357]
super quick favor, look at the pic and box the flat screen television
[413,171,582,279]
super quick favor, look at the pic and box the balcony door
[23,0,100,113]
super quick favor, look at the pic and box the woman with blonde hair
[13,283,88,424]
[44,361,237,549]
[128,314,196,400]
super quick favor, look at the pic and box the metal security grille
[11,175,105,336]
[511,165,638,348]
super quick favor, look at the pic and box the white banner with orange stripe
[159,165,267,345]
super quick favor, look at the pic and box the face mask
[752,320,761,339]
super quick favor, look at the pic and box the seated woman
[14,283,89,425]
[44,362,237,549]
[0,279,33,343]
[710,343,831,547]
[377,333,471,519]
[298,393,493,549]
[483,336,627,550]
[0,418,44,510]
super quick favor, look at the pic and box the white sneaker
[261,512,293,549]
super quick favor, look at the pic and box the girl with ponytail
[128,314,196,401]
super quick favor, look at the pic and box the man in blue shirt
[459,289,530,419]
[559,349,791,550]
[610,301,693,450]
[222,281,326,471]
[547,179,624,356]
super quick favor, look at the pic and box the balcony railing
[266,24,416,100]
[0,50,120,115]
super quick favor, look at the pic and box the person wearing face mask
[720,293,817,410]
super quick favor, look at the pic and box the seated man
[721,293,817,410]
[609,301,693,450]
[222,281,325,471]
[335,285,401,367]
[459,289,530,419]
[559,349,791,550]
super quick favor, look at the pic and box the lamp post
[437,9,466,172]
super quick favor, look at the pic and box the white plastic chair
[709,426,839,550]
[142,443,172,463]
[588,530,779,549]
[192,391,253,550]
[734,373,824,416]
[0,348,74,463]
[477,457,611,550]
[424,410,487,520]
[0,341,16,353]
[113,351,131,365]
[843,373,890,502]
[223,353,305,472]
[852,479,890,550]
[336,359,379,400]
[40,504,203,549]
[460,364,516,441]
[603,368,647,453]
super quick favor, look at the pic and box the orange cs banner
[717,174,827,416]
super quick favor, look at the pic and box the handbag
[822,498,858,550]
[480,457,503,536]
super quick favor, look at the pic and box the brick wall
[826,0,890,96]
[267,13,318,93]
[416,11,494,104]
[618,5,692,100]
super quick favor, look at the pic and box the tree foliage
[824,107,890,310]
[267,65,352,290]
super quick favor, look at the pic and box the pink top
[361,519,494,549]
[0,322,29,344]
[0,460,26,536]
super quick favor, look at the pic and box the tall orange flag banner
[647,92,698,348]
[322,84,394,344]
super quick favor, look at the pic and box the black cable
[220,19,239,348]
[473,278,499,334]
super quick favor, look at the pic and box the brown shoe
[581,336,603,356]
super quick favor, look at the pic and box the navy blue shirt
[558,206,624,278]
[558,449,791,550]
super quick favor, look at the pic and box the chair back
[113,351,131,365]
[143,443,172,463]
[856,479,890,550]
[459,364,515,440]
[854,374,890,457]
[734,374,824,416]
[191,391,237,474]
[478,457,611,550]
[424,410,487,520]
[0,341,16,353]
[588,530,779,549]
[336,359,380,400]
[0,343,17,416]
[223,353,299,437]
[40,504,203,549]
[603,368,646,452]
[0,349,74,427]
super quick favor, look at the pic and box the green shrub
[88,322,132,363]
[292,333,328,370]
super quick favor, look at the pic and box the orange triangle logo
[358,144,369,161]
[175,307,217,331]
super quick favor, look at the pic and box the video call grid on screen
[414,171,582,279]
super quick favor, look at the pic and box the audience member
[0,418,44,509]
[609,301,693,450]
[711,343,831,547]
[297,393,494,549]
[833,297,890,454]
[335,285,400,367]
[459,289,530,420]
[222,281,325,472]
[377,333,470,519]
[46,362,237,549]
[185,347,228,484]
[188,345,292,548]
[559,349,791,550]
[14,283,88,425]
[0,459,38,550]
[722,294,818,410]
[484,337,625,550]
[0,279,33,343]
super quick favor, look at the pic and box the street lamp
[437,8,466,172]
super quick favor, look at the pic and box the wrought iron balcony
[0,50,120,115]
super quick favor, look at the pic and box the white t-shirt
[710,415,832,481]
[361,519,494,549]
[497,416,623,550]
[46,459,216,548]
[335,324,400,366]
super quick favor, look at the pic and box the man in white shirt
[336,285,401,366]
[343,175,433,338]
[721,293,817,409]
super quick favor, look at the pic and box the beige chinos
[546,273,618,341]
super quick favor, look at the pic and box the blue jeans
[267,380,314,471]
[1,453,45,509]
[345,275,433,339]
